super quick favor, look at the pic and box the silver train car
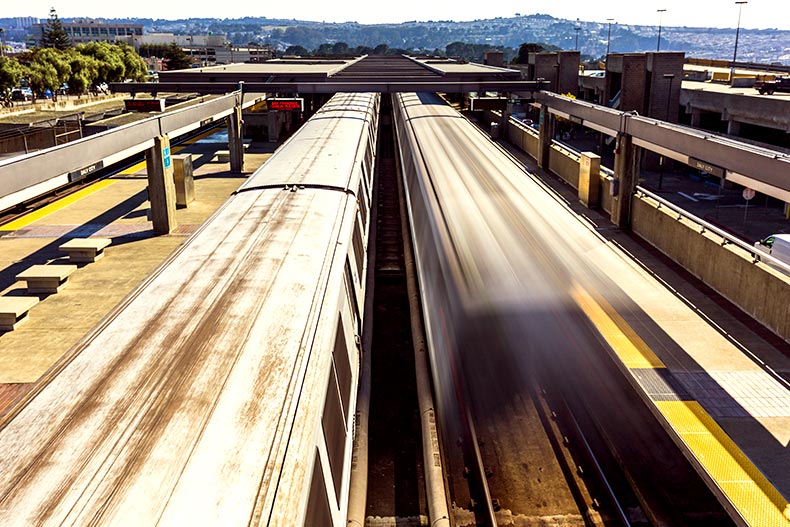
[0,92,379,526]
[391,92,607,437]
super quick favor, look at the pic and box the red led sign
[269,99,303,111]
[124,98,165,112]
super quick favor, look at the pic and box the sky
[5,0,790,30]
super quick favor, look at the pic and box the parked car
[754,233,790,272]
[754,76,790,95]
[10,87,33,101]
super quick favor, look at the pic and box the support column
[227,105,244,173]
[267,111,280,143]
[611,133,639,229]
[578,152,601,208]
[690,108,702,128]
[537,105,554,170]
[727,119,741,137]
[145,135,177,235]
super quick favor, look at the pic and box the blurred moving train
[0,92,379,526]
[392,92,611,447]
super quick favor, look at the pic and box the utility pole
[733,1,748,66]
[606,19,615,59]
[657,9,667,51]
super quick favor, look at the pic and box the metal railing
[635,185,790,274]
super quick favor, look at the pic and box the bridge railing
[0,90,259,213]
[635,185,790,275]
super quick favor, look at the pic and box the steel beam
[111,81,550,95]
[535,91,790,198]
[0,92,255,209]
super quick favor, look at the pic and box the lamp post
[733,1,748,66]
[574,19,581,51]
[658,73,675,190]
[606,19,615,59]
[656,9,667,51]
[0,28,5,58]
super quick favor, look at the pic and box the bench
[59,238,112,263]
[16,265,77,294]
[0,296,39,331]
[215,150,231,163]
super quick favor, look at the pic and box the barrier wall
[490,110,790,342]
[632,196,790,340]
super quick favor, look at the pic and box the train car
[391,92,607,441]
[0,91,379,527]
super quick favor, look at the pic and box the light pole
[658,73,675,190]
[0,28,5,58]
[574,18,581,51]
[733,1,748,66]
[606,18,615,59]
[656,9,667,51]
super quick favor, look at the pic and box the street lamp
[574,18,581,51]
[656,9,667,51]
[658,73,675,190]
[733,1,748,66]
[606,19,615,58]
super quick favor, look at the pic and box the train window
[303,449,332,527]
[322,364,346,500]
[333,318,353,420]
[357,180,368,233]
[351,218,365,283]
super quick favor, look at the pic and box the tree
[372,44,389,55]
[66,49,99,94]
[22,47,71,101]
[40,8,71,51]
[284,45,309,56]
[331,42,349,55]
[0,56,24,106]
[117,43,147,82]
[162,42,191,71]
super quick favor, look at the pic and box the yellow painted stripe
[2,180,116,231]
[116,128,219,175]
[571,285,665,368]
[657,401,790,526]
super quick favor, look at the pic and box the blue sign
[163,146,171,169]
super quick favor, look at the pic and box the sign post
[743,187,755,228]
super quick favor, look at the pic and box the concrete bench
[215,150,231,163]
[16,265,77,294]
[59,238,112,263]
[0,296,39,331]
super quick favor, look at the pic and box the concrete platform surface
[0,130,274,389]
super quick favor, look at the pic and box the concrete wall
[548,144,580,188]
[488,108,790,341]
[632,196,790,340]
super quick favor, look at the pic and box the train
[0,91,379,526]
[391,92,616,451]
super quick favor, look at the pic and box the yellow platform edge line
[571,284,665,369]
[657,401,790,525]
[2,180,116,231]
[116,128,218,175]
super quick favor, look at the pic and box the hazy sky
[6,0,790,30]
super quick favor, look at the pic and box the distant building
[13,17,37,30]
[30,19,142,46]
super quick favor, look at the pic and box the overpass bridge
[0,55,788,527]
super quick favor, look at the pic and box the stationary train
[0,92,379,526]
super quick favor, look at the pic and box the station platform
[0,130,274,414]
[500,140,790,525]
